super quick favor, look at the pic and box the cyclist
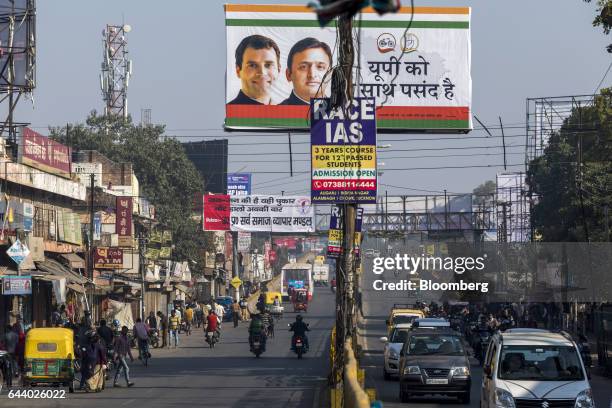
[133,318,150,361]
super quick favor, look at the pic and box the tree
[472,180,496,206]
[51,112,212,275]
[527,89,611,241]
[584,0,612,52]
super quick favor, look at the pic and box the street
[1,289,335,408]
[359,255,612,408]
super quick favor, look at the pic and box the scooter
[251,334,264,358]
[149,329,160,349]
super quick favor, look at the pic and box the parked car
[398,328,471,403]
[481,328,593,408]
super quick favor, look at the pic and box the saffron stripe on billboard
[226,19,469,29]
[226,117,470,129]
[227,106,470,120]
[224,4,470,14]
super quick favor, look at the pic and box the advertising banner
[94,247,124,269]
[327,205,343,258]
[311,98,377,203]
[18,127,72,178]
[116,197,133,247]
[227,173,252,196]
[224,4,471,132]
[203,195,315,232]
[7,239,30,266]
[2,276,32,295]
[203,195,231,231]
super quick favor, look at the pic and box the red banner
[116,197,133,247]
[273,237,297,249]
[203,195,230,231]
[94,247,123,269]
[19,127,72,178]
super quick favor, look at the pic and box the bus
[281,262,313,301]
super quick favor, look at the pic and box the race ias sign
[311,98,377,204]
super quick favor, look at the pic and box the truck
[313,263,330,286]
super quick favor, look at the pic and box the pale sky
[12,0,612,196]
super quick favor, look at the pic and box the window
[406,334,464,356]
[390,329,410,344]
[37,343,58,352]
[498,345,584,381]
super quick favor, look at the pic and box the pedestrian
[239,297,249,321]
[232,300,241,328]
[4,325,17,381]
[184,305,193,335]
[133,318,150,360]
[195,303,204,328]
[157,311,168,348]
[146,311,157,331]
[168,310,180,348]
[112,326,135,388]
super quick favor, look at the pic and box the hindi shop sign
[116,197,133,247]
[2,276,32,295]
[94,247,124,269]
[18,127,72,178]
[311,98,377,204]
[227,173,252,196]
[203,195,314,233]
[224,4,471,132]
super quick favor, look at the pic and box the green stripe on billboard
[226,19,469,29]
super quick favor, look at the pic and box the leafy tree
[584,0,612,52]
[51,112,212,275]
[527,89,611,241]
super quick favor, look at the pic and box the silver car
[380,323,413,380]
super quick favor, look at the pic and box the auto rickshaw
[265,291,284,318]
[291,289,308,313]
[23,328,75,392]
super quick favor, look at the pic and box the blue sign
[227,173,251,196]
[310,98,377,204]
[289,280,305,289]
[93,213,102,241]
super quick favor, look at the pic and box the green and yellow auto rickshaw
[23,328,75,392]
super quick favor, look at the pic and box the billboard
[116,197,133,247]
[224,4,471,131]
[227,173,252,196]
[183,140,228,194]
[203,194,315,232]
[94,247,124,269]
[18,127,71,178]
[310,98,377,203]
[2,276,32,295]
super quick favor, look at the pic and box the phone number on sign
[7,389,67,399]
[313,180,376,189]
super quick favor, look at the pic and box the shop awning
[0,265,19,276]
[67,283,86,294]
[175,284,195,295]
[35,258,88,285]
[60,253,85,269]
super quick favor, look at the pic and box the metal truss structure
[100,24,132,119]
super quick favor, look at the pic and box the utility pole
[139,229,147,320]
[88,173,95,311]
[232,231,240,302]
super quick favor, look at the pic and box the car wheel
[383,368,391,381]
[460,392,470,404]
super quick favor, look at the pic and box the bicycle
[137,339,150,367]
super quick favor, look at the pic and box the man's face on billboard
[236,47,279,103]
[286,48,331,101]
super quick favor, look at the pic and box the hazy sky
[12,0,612,196]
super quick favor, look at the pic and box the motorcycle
[251,334,264,358]
[205,331,218,348]
[0,350,13,388]
[292,336,307,359]
[149,329,160,349]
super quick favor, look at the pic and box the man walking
[157,311,168,348]
[112,326,134,388]
[240,297,249,321]
[232,300,241,327]
[168,310,180,348]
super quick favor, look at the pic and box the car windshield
[392,315,418,325]
[406,334,464,356]
[498,345,584,381]
[390,329,410,343]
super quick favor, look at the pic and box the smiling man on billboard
[229,34,281,105]
[280,37,332,105]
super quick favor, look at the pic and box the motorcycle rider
[205,310,220,342]
[248,312,266,352]
[97,319,114,349]
[289,315,310,351]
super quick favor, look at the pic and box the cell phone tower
[100,24,132,120]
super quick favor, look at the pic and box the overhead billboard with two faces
[224,4,471,132]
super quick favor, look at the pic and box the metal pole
[139,231,146,320]
[88,173,95,311]
[232,231,240,302]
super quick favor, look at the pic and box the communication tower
[100,24,132,119]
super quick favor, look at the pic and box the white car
[481,328,594,408]
[379,323,412,380]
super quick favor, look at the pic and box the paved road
[1,289,335,408]
[359,247,612,407]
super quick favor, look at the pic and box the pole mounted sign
[311,98,377,204]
